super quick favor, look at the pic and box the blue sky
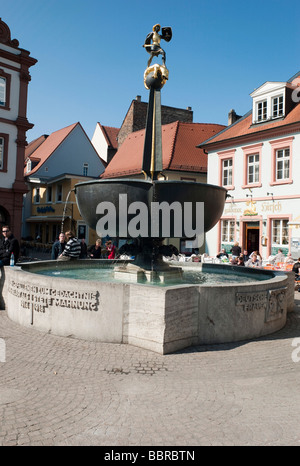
[2,0,300,142]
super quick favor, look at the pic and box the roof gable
[250,81,289,98]
[25,122,105,178]
[100,124,119,149]
[25,123,78,176]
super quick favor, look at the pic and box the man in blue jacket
[51,232,66,260]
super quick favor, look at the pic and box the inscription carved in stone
[8,279,99,314]
[236,287,287,322]
[236,291,267,312]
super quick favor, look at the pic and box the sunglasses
[2,230,9,233]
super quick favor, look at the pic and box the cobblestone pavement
[0,293,300,446]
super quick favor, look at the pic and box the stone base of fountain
[114,262,183,284]
[1,261,295,354]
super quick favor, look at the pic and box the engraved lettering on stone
[236,291,267,312]
[8,280,99,313]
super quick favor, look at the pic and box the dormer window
[251,81,290,125]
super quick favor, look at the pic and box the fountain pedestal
[114,262,183,284]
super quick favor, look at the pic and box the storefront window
[221,219,235,243]
[272,219,289,246]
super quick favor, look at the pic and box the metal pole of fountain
[131,24,174,280]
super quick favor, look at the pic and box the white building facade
[201,72,300,260]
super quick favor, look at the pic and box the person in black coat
[88,239,102,259]
[231,242,241,258]
[0,226,20,266]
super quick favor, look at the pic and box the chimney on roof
[187,106,192,111]
[136,95,141,102]
[228,109,241,126]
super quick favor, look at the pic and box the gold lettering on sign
[261,201,282,213]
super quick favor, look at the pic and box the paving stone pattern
[1,294,300,446]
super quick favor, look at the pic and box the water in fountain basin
[35,265,271,287]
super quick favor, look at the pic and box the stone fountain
[74,23,227,283]
[1,25,294,354]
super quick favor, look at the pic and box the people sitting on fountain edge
[57,231,81,261]
[88,238,102,259]
[106,240,116,259]
[0,225,20,267]
[51,232,66,260]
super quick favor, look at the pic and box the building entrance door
[245,222,260,254]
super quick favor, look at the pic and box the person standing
[0,226,19,266]
[51,232,66,260]
[231,242,241,259]
[57,231,81,261]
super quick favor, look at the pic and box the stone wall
[1,261,293,354]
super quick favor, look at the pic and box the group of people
[51,233,116,261]
[216,242,300,278]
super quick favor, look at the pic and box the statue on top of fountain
[143,24,172,91]
[143,24,172,67]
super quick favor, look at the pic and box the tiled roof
[201,103,300,149]
[99,123,119,150]
[25,134,48,160]
[24,123,78,176]
[102,121,226,178]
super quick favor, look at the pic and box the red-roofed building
[200,71,300,260]
[0,18,37,239]
[102,121,225,181]
[23,122,106,245]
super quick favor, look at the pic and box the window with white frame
[83,163,89,176]
[256,100,267,121]
[0,137,3,170]
[276,148,290,180]
[221,219,235,244]
[272,219,289,246]
[247,153,259,184]
[222,159,232,186]
[272,95,283,118]
[0,77,5,107]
